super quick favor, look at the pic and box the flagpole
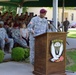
[62,0,65,32]
[53,0,58,32]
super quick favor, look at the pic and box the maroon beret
[40,9,47,13]
[13,23,19,27]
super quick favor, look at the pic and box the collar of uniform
[38,16,45,22]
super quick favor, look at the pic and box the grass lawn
[66,50,76,72]
[67,29,76,38]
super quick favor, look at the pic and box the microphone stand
[48,21,69,45]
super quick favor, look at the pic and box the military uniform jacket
[28,16,48,40]
[0,28,8,40]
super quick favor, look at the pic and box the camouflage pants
[14,38,27,47]
[29,40,35,64]
[0,38,14,50]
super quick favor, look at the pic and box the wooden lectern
[33,32,67,75]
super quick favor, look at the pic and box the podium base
[33,71,66,75]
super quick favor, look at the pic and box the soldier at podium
[28,9,48,64]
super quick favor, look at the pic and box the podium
[33,32,67,75]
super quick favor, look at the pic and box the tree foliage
[2,6,17,16]
[1,6,28,16]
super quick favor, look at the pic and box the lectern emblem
[50,39,64,62]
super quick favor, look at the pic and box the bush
[0,50,4,63]
[11,47,25,61]
[24,48,30,59]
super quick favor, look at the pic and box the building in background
[27,7,76,23]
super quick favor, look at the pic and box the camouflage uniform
[0,28,14,52]
[28,16,48,64]
[11,28,27,47]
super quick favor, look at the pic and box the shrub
[0,50,4,63]
[11,47,25,61]
[24,48,30,59]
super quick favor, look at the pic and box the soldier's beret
[40,9,47,13]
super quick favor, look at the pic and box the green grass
[66,50,76,72]
[67,29,76,38]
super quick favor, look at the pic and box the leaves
[2,6,28,16]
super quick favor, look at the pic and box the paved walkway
[67,72,76,75]
[66,38,76,50]
[0,62,76,75]
[0,62,34,75]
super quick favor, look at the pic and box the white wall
[27,7,76,23]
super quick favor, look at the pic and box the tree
[1,6,28,16]
[2,6,17,16]
[23,7,28,13]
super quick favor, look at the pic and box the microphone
[48,20,60,32]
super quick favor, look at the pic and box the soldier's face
[40,13,46,18]
[22,24,26,28]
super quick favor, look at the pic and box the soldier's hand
[5,38,8,42]
[32,30,34,34]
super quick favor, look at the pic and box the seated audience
[11,24,29,48]
[0,21,14,53]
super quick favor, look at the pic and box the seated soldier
[7,21,14,38]
[20,22,29,46]
[11,24,29,48]
[0,21,14,53]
